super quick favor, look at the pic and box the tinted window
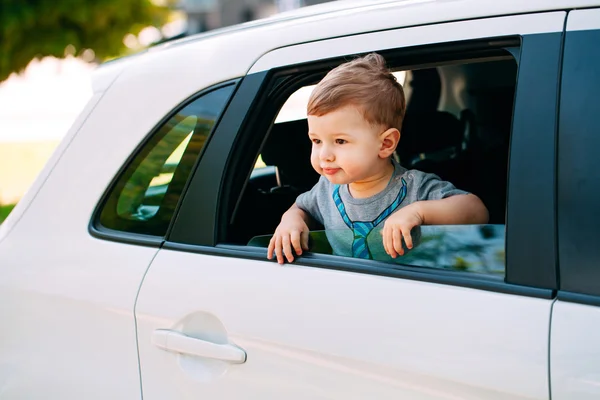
[558,28,600,296]
[249,225,505,276]
[97,84,234,236]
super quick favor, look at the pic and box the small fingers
[282,235,295,263]
[392,228,404,256]
[274,235,284,264]
[290,230,303,256]
[383,226,397,258]
[402,227,413,250]
[301,230,310,251]
[267,237,275,260]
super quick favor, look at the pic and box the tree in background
[0,0,174,82]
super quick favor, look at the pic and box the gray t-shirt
[296,160,467,258]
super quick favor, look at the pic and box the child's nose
[320,146,334,161]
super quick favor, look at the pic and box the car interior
[229,57,517,246]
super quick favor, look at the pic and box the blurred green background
[0,0,333,223]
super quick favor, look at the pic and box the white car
[1,0,600,398]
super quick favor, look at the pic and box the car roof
[161,0,597,49]
[93,0,599,92]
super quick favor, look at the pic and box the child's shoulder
[394,164,450,195]
[399,167,439,180]
[393,161,440,184]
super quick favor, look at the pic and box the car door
[551,8,600,400]
[135,12,564,400]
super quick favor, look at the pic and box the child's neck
[348,161,394,199]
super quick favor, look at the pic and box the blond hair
[307,53,405,130]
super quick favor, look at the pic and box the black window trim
[556,21,600,305]
[89,79,240,246]
[557,291,600,308]
[170,33,563,297]
[167,72,268,245]
[504,32,563,290]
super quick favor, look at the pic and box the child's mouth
[322,168,340,175]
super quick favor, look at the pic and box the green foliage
[0,0,173,81]
[0,204,15,224]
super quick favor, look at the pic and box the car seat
[260,119,319,193]
[399,68,472,192]
[229,119,320,244]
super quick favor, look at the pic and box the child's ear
[379,128,400,158]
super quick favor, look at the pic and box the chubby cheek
[310,149,322,174]
[337,147,377,177]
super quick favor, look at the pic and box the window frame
[89,80,239,246]
[168,21,562,298]
[557,11,600,305]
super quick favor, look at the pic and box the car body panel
[551,300,600,400]
[0,76,159,398]
[137,250,552,400]
[249,12,566,73]
[1,0,599,398]
[0,238,156,398]
[0,93,101,242]
[134,9,565,399]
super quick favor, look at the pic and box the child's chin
[323,174,350,185]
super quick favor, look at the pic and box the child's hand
[382,203,424,258]
[268,214,310,264]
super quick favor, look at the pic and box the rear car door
[552,8,600,400]
[136,11,564,400]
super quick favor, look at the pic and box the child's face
[307,105,393,185]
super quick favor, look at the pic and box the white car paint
[565,6,600,31]
[0,83,158,397]
[135,10,564,400]
[551,300,600,400]
[0,0,598,398]
[137,250,551,400]
[249,12,566,73]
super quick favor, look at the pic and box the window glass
[248,225,505,276]
[229,55,516,277]
[558,28,600,296]
[98,84,235,236]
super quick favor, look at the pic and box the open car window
[222,49,517,282]
[248,225,505,276]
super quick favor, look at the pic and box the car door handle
[152,329,246,364]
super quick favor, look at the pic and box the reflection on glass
[384,225,505,275]
[248,224,505,276]
[99,84,235,237]
[117,116,197,221]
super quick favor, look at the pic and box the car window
[97,84,235,237]
[218,42,518,277]
[248,225,505,276]
[226,53,516,277]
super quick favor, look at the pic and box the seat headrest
[261,119,319,190]
[405,68,441,114]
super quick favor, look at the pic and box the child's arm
[382,194,488,258]
[267,203,314,264]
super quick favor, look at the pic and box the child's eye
[335,139,347,145]
[311,138,321,144]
